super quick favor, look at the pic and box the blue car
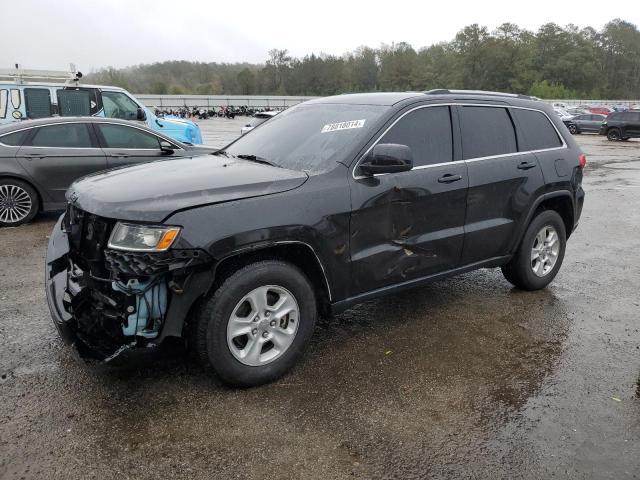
[0,68,203,144]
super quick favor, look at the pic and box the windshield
[225,103,387,173]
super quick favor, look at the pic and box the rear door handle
[517,161,537,170]
[110,153,129,158]
[22,154,45,160]
[437,174,462,184]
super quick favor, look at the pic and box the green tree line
[86,19,640,99]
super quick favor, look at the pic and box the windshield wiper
[235,154,280,168]
[212,150,231,157]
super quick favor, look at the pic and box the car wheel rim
[226,285,300,366]
[531,225,560,277]
[0,184,32,224]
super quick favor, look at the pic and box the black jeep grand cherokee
[46,90,585,386]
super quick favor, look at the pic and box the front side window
[0,129,30,146]
[378,106,453,167]
[28,124,93,148]
[460,106,517,159]
[101,91,140,120]
[98,124,160,149]
[225,103,387,174]
[511,109,562,151]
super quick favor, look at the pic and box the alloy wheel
[531,225,560,277]
[0,184,32,224]
[226,285,300,366]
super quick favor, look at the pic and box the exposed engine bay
[49,205,211,360]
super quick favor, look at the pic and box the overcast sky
[5,0,638,73]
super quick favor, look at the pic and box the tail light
[579,154,587,169]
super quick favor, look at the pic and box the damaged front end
[45,205,213,362]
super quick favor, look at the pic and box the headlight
[108,223,181,252]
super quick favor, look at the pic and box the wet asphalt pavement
[1,119,639,479]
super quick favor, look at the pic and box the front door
[16,123,106,204]
[349,105,468,295]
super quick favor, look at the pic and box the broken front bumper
[45,214,214,361]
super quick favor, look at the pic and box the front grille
[64,204,114,274]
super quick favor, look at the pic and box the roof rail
[424,89,535,100]
[0,63,83,85]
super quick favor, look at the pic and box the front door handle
[437,173,462,184]
[110,153,129,159]
[22,154,45,160]
[517,161,537,170]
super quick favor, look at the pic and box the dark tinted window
[0,130,29,146]
[575,115,590,121]
[378,106,453,166]
[511,108,562,151]
[57,89,91,116]
[24,88,52,119]
[98,124,160,149]
[460,107,517,159]
[29,124,93,148]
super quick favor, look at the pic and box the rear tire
[0,178,39,227]
[607,128,621,141]
[568,124,578,134]
[193,260,317,387]
[501,210,567,291]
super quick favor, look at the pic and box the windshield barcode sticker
[321,119,366,133]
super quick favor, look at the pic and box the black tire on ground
[192,260,317,387]
[568,124,578,134]
[0,178,39,227]
[501,210,567,291]
[607,128,621,141]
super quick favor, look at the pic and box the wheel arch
[511,191,575,253]
[211,242,333,316]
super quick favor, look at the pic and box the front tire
[607,128,621,141]
[567,124,578,134]
[0,179,39,227]
[502,210,567,291]
[193,260,317,387]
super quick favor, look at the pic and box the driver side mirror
[359,143,413,176]
[160,140,174,154]
[137,107,147,121]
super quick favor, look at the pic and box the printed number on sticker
[321,119,366,133]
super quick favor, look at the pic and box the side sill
[329,255,511,315]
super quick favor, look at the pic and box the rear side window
[28,124,93,148]
[24,88,52,119]
[379,106,453,166]
[459,107,517,159]
[0,130,29,146]
[97,124,160,149]
[511,109,563,151]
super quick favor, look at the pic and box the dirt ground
[1,120,639,479]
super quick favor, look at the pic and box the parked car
[553,107,574,122]
[599,110,640,141]
[240,111,279,135]
[0,67,203,144]
[0,117,216,225]
[564,114,607,134]
[46,90,585,387]
[586,106,613,116]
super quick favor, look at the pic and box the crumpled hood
[67,155,308,222]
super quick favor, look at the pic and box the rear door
[458,105,545,265]
[16,122,106,203]
[585,114,604,132]
[349,105,468,294]
[624,112,640,137]
[94,122,175,167]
